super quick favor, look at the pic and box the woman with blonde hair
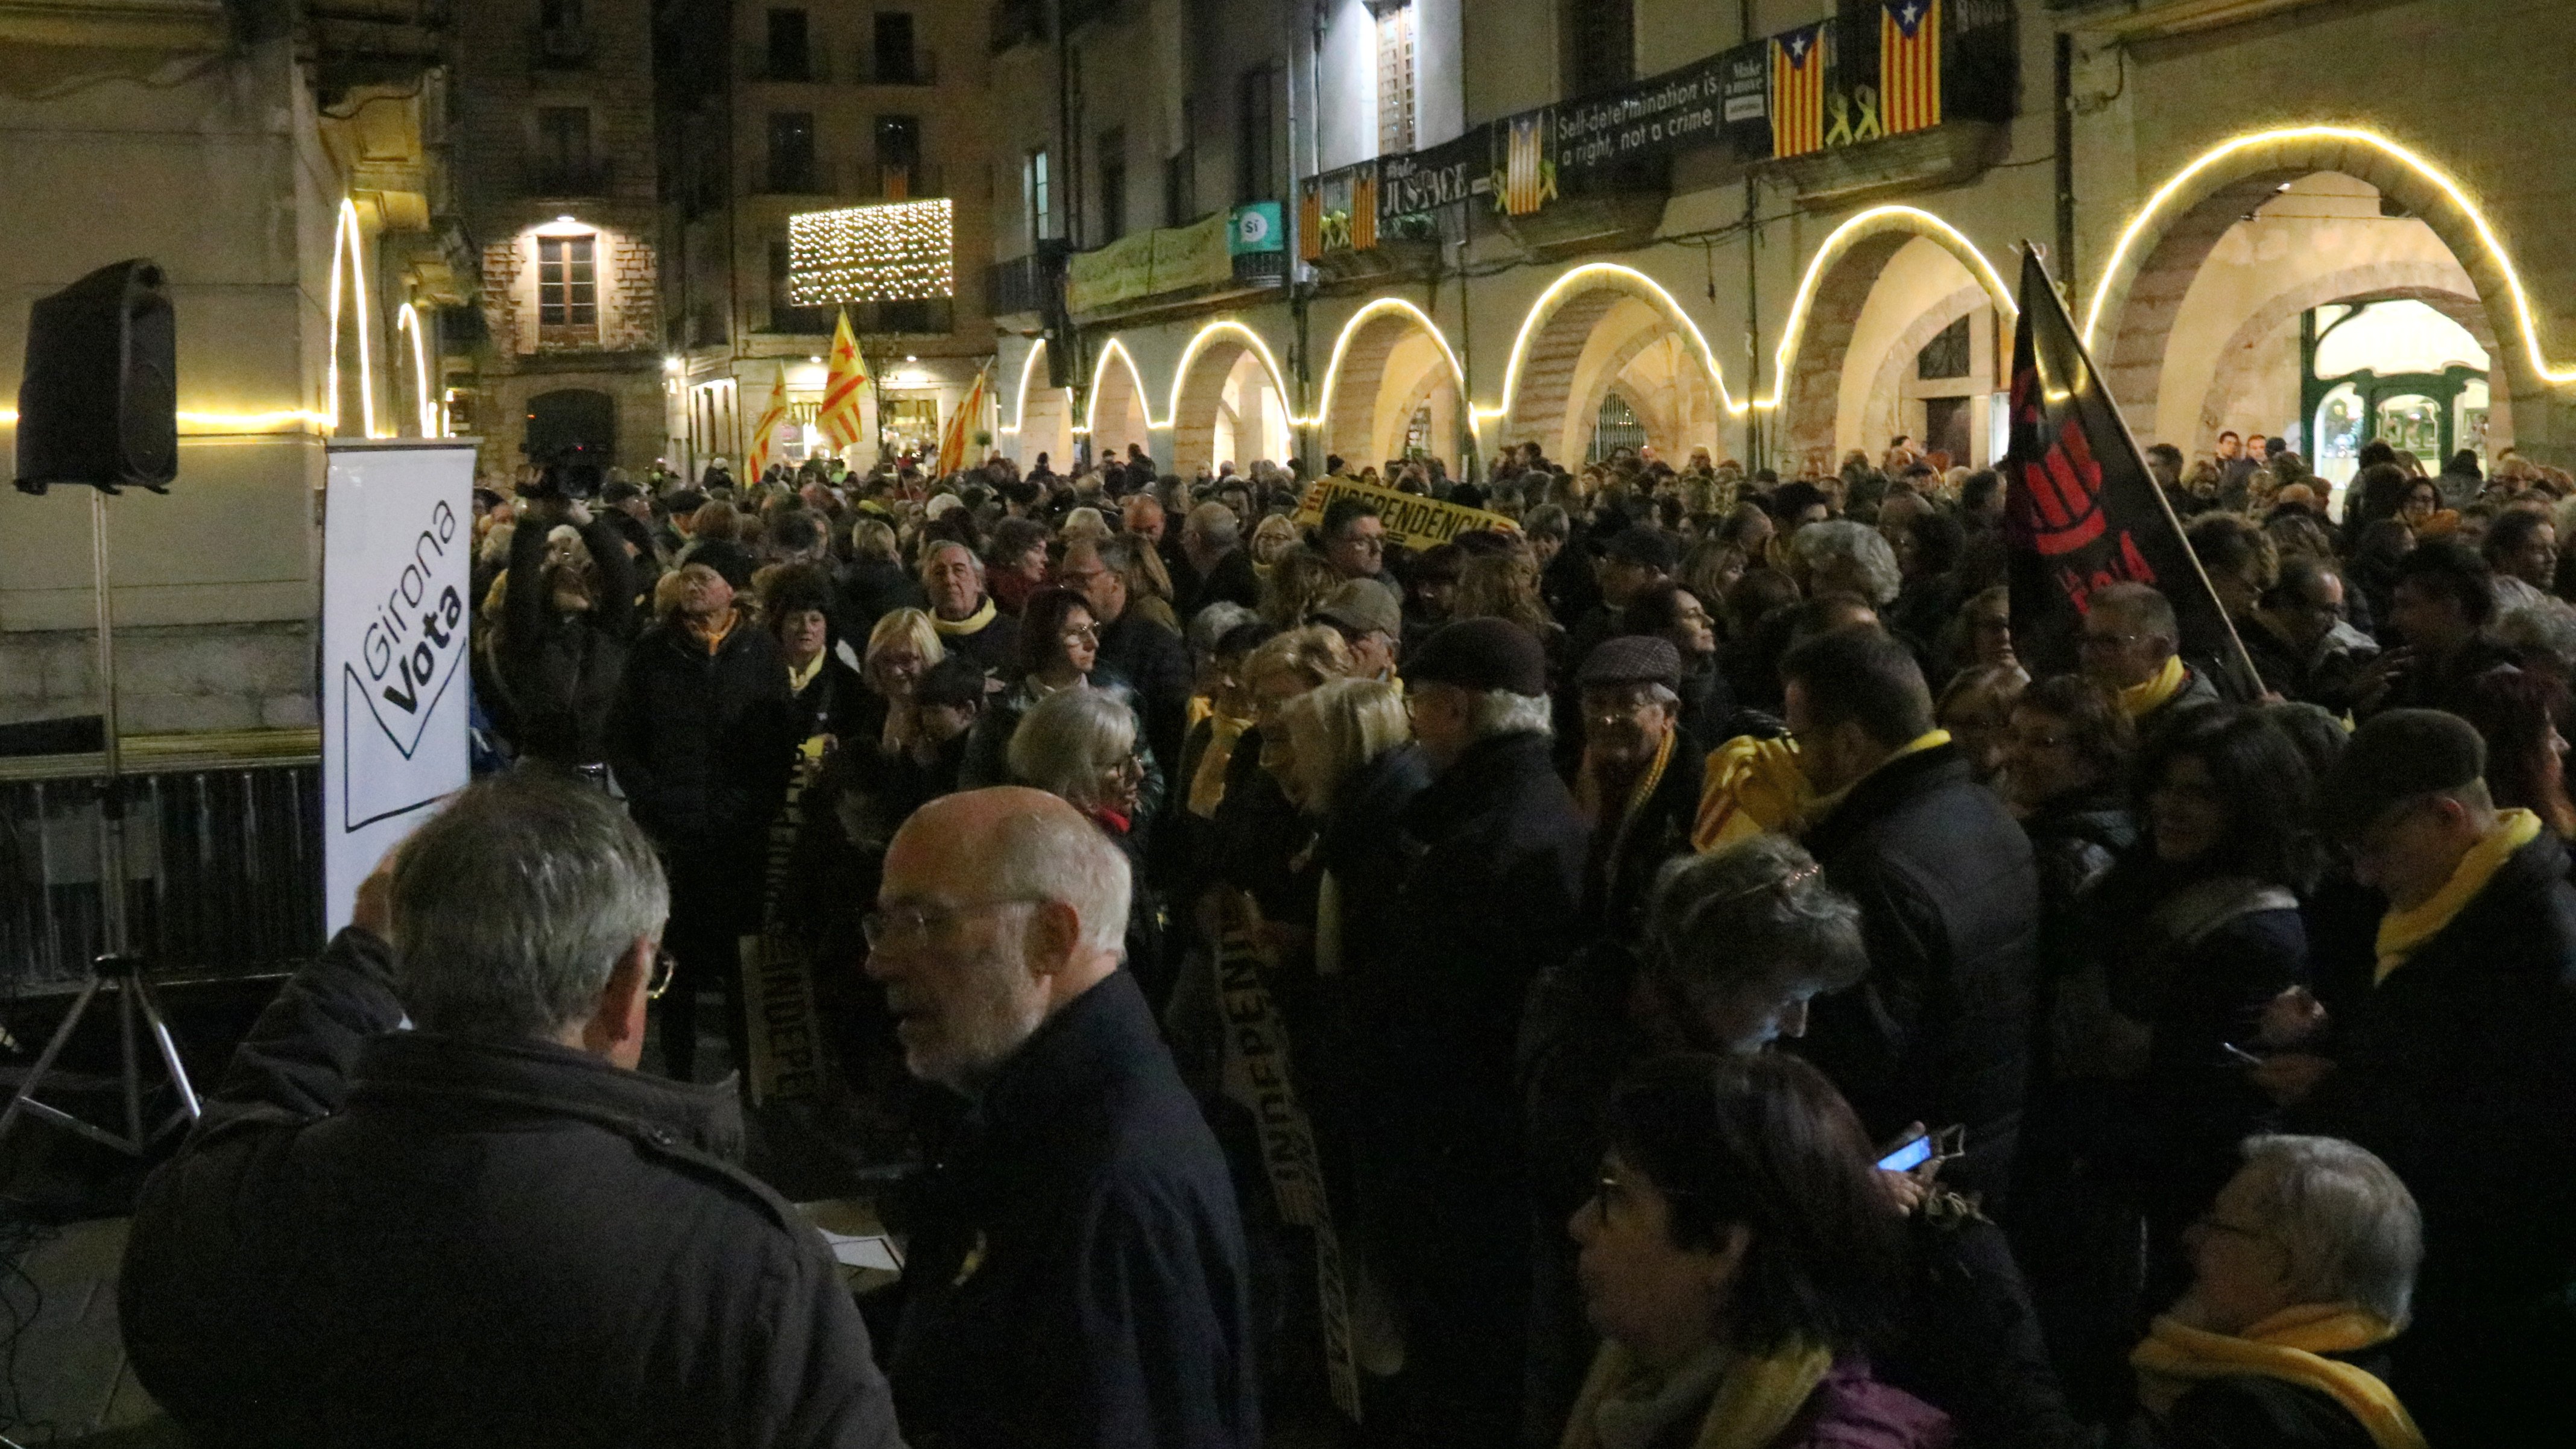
[1274,677,1428,978]
[1249,513,1301,571]
[1208,625,1354,935]
[1260,546,1344,631]
[1453,550,1568,678]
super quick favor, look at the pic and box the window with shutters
[1376,4,1416,154]
[537,235,598,342]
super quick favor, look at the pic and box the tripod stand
[0,488,201,1154]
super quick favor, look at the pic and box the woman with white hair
[1006,684,1166,1003]
[1791,519,1904,608]
[2130,1134,2426,1449]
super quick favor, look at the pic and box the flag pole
[2017,242,2267,699]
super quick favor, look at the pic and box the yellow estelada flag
[745,368,792,480]
[935,364,992,478]
[816,310,869,455]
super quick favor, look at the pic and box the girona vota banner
[2001,249,2244,688]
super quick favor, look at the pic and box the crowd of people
[114,429,2576,1449]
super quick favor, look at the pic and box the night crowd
[114,429,2576,1449]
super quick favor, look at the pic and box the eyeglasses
[1060,623,1100,643]
[648,949,677,1000]
[2078,631,2144,652]
[860,897,1043,952]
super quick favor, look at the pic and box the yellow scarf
[1559,1340,1834,1449]
[1188,715,1251,819]
[2118,654,2189,719]
[1578,728,1678,828]
[2374,808,2542,983]
[2132,1305,2423,1449]
[930,596,997,637]
[786,651,825,695]
[1691,729,1951,851]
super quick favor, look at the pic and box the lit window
[538,235,598,329]
[1024,148,1053,245]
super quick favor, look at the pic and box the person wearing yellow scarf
[928,594,997,638]
[2372,806,2541,982]
[1560,1340,1833,1449]
[2117,652,2190,719]
[2128,1136,2431,1449]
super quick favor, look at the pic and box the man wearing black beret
[1362,618,1586,1446]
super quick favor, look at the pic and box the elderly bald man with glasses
[865,787,1258,1449]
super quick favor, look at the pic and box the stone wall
[0,622,317,734]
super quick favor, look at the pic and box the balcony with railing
[986,245,1068,320]
[857,46,938,85]
[525,157,616,198]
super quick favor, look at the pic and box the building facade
[658,0,1000,478]
[0,0,462,731]
[450,0,666,478]
[983,0,2576,491]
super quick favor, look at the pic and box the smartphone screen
[1876,1135,1934,1173]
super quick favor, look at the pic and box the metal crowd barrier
[0,730,322,994]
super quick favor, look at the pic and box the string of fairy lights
[786,198,956,305]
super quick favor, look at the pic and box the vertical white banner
[320,440,478,935]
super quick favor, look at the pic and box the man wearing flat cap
[1366,617,1586,1447]
[1571,636,1704,939]
[1312,578,1403,681]
[2258,707,2576,1447]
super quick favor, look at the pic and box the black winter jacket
[1092,611,1193,783]
[609,617,796,932]
[888,971,1259,1449]
[120,929,903,1449]
[496,512,639,766]
[1798,742,2039,1196]
[833,555,926,645]
[2292,829,2576,1442]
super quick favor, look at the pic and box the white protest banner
[320,440,478,934]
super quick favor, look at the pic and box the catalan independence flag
[1351,169,1379,251]
[815,309,869,453]
[1299,181,1324,261]
[1505,113,1547,215]
[1880,0,1942,135]
[1770,24,1826,159]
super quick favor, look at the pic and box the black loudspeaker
[14,258,178,496]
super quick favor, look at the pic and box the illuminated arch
[1169,322,1294,475]
[1084,336,1151,455]
[1315,298,1473,468]
[1000,338,1050,434]
[325,198,380,437]
[395,303,438,438]
[1763,205,2016,413]
[1486,264,1741,434]
[2081,126,2576,391]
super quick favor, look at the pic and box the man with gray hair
[866,788,1256,1449]
[1372,617,1586,1445]
[1173,499,1259,617]
[2132,1134,2423,1443]
[120,774,904,1448]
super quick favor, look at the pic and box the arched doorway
[526,387,616,464]
[1169,326,1292,477]
[1500,270,1726,467]
[1086,339,1151,464]
[1319,300,1470,475]
[1009,341,1076,473]
[2086,133,2540,474]
[1777,229,2009,475]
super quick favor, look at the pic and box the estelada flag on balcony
[816,310,870,453]
[2003,249,2257,691]
[745,368,793,480]
[1769,24,1827,159]
[1298,181,1324,262]
[935,364,991,478]
[1880,0,1942,134]
[1502,112,1553,216]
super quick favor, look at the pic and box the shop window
[1589,391,1645,462]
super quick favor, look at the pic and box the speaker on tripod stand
[0,257,201,1155]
